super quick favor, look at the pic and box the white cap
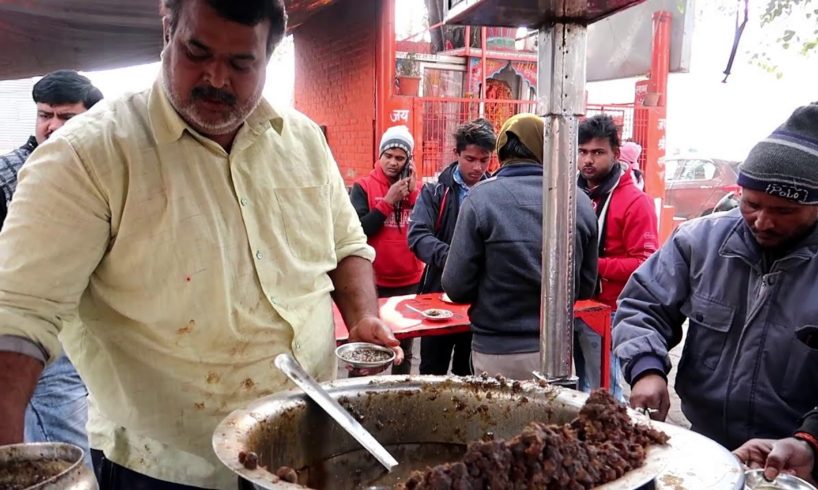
[379,125,414,157]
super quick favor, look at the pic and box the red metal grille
[417,97,537,178]
[587,102,644,170]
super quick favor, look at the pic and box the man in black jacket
[441,113,598,380]
[408,119,496,375]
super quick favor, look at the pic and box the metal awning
[0,0,338,80]
[446,0,645,28]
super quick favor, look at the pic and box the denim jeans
[25,353,92,467]
[574,317,626,401]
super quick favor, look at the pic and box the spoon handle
[405,304,426,316]
[274,353,399,471]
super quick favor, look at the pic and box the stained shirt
[0,79,374,488]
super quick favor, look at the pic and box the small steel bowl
[744,469,817,490]
[335,342,395,374]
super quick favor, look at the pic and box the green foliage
[396,53,421,77]
[760,0,818,55]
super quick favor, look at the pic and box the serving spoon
[274,353,399,472]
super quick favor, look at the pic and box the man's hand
[629,373,670,421]
[0,351,43,445]
[734,437,815,483]
[347,316,404,366]
[384,178,411,206]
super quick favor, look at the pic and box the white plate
[423,308,454,321]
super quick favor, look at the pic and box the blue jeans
[25,354,92,467]
[574,318,625,401]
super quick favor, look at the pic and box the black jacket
[441,162,598,354]
[408,162,483,293]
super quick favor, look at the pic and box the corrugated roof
[0,0,340,80]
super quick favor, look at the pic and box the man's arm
[325,154,402,362]
[612,227,690,384]
[329,255,379,329]
[349,183,388,237]
[0,136,110,443]
[0,352,42,444]
[599,193,659,282]
[328,256,402,363]
[441,197,483,303]
[407,183,449,269]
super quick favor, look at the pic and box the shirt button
[240,198,248,206]
[294,342,301,351]
[256,250,263,260]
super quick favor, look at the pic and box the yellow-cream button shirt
[0,79,374,488]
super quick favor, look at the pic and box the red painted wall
[292,0,378,185]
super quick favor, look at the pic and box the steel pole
[536,13,587,386]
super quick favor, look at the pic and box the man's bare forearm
[0,351,43,445]
[329,256,379,328]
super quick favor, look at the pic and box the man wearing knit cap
[350,125,424,374]
[613,102,818,457]
[441,113,599,380]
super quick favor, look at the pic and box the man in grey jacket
[614,102,818,451]
[442,113,598,380]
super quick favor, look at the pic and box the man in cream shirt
[0,0,402,488]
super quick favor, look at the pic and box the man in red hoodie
[576,114,659,396]
[350,125,424,374]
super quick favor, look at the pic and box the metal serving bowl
[744,469,817,490]
[0,442,97,490]
[213,375,745,490]
[335,342,395,375]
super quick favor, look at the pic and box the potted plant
[396,53,421,97]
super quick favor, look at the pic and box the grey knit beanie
[738,102,818,204]
[379,125,414,158]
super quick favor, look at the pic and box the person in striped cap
[612,102,818,454]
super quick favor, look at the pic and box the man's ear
[162,16,171,46]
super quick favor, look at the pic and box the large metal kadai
[0,442,97,490]
[213,376,744,489]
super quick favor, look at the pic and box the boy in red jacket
[350,125,424,374]
[576,115,659,395]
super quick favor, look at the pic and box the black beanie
[737,102,818,204]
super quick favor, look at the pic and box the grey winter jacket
[613,209,818,450]
[442,163,598,355]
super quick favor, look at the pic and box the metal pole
[536,11,587,386]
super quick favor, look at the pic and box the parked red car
[664,156,740,219]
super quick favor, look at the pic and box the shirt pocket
[271,185,334,264]
[781,325,818,406]
[682,294,735,370]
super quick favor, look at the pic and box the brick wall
[292,0,378,185]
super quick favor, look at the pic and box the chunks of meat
[402,390,669,490]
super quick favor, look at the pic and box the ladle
[274,353,399,472]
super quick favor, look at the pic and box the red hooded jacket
[353,166,424,288]
[590,166,659,310]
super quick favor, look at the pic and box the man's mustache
[192,86,236,105]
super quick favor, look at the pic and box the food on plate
[0,459,73,490]
[339,346,393,364]
[422,308,453,320]
[401,389,669,489]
